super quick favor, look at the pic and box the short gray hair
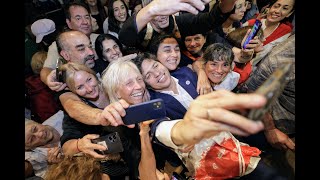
[101,59,142,103]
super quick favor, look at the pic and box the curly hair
[44,155,102,180]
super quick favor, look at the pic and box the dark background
[11,0,312,179]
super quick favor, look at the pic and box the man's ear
[60,50,70,61]
[66,19,72,29]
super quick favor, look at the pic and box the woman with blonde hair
[58,62,139,179]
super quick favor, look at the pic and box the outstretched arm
[106,90,266,149]
[60,93,131,126]
[136,0,210,32]
[138,120,169,180]
[171,90,266,146]
[59,92,106,125]
[138,120,157,180]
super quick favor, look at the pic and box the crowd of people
[25,0,295,179]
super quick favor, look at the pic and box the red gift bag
[175,131,261,180]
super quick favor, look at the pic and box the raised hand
[172,90,266,145]
[47,69,67,92]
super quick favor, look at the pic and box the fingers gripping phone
[247,62,293,121]
[91,132,124,155]
[242,19,262,49]
[122,98,166,125]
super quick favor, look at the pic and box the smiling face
[66,5,92,36]
[141,59,172,91]
[102,39,123,62]
[113,0,128,22]
[156,37,181,71]
[150,15,170,32]
[73,71,100,99]
[267,0,295,23]
[184,34,206,55]
[25,122,55,149]
[116,68,146,105]
[205,60,231,85]
[61,32,96,69]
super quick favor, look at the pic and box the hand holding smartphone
[122,98,166,125]
[242,19,262,49]
[91,132,124,155]
[247,62,293,121]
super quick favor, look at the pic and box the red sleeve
[247,19,256,26]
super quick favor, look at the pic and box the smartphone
[247,62,293,121]
[56,67,63,82]
[56,57,68,82]
[91,132,124,155]
[55,57,64,82]
[242,19,262,49]
[122,98,166,125]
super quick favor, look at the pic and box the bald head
[56,30,88,53]
[56,30,96,68]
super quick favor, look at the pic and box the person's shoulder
[278,22,293,32]
[230,71,240,79]
[108,31,119,38]
[42,110,64,126]
[48,41,57,50]
[90,33,100,41]
[176,66,194,74]
[269,33,295,57]
[177,66,188,70]
[55,89,73,99]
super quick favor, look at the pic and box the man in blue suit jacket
[133,52,199,120]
